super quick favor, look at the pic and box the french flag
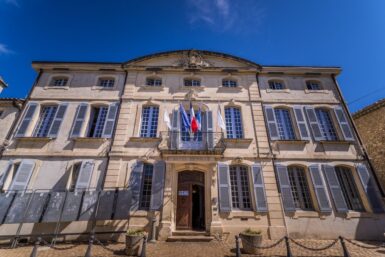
[190,102,199,133]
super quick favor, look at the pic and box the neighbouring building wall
[0,99,23,147]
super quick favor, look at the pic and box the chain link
[240,236,285,249]
[289,238,339,251]
[41,238,79,250]
[343,237,384,249]
[94,237,124,252]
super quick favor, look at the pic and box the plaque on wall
[95,190,115,220]
[41,192,66,222]
[0,192,16,224]
[24,192,50,223]
[113,189,131,220]
[4,193,32,224]
[78,191,98,221]
[60,191,83,222]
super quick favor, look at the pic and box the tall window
[184,79,201,87]
[229,166,251,210]
[335,166,363,211]
[315,109,338,141]
[274,108,296,140]
[180,111,203,142]
[288,166,313,210]
[69,163,81,191]
[146,78,162,86]
[50,77,68,87]
[139,164,153,210]
[33,105,58,137]
[306,81,322,90]
[87,106,108,138]
[140,106,159,138]
[268,80,285,90]
[225,107,243,139]
[98,78,115,88]
[222,79,237,88]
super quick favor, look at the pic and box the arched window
[229,165,251,210]
[287,166,313,210]
[140,106,159,138]
[98,77,115,88]
[335,166,363,211]
[184,78,201,87]
[50,76,69,87]
[146,77,162,86]
[306,81,322,90]
[274,108,295,140]
[224,107,243,139]
[315,108,338,141]
[268,80,285,90]
[139,163,154,210]
[222,79,237,88]
[33,105,58,137]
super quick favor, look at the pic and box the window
[33,105,58,137]
[335,166,363,211]
[87,106,108,138]
[146,78,162,86]
[0,111,3,118]
[306,81,322,90]
[288,166,313,210]
[315,109,338,141]
[140,106,159,138]
[274,108,296,140]
[139,164,153,210]
[222,79,237,88]
[184,79,201,87]
[50,77,68,87]
[225,107,243,139]
[98,78,115,88]
[229,166,251,210]
[69,163,81,191]
[268,80,285,90]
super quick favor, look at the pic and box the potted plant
[126,229,145,256]
[239,228,262,254]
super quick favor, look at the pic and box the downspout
[332,74,384,196]
[255,71,289,237]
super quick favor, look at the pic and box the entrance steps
[167,231,214,242]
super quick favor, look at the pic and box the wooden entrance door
[176,171,205,230]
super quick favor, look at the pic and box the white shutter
[70,103,88,138]
[305,106,324,141]
[275,164,296,212]
[48,103,68,138]
[170,109,180,150]
[9,160,35,191]
[264,105,280,140]
[129,161,144,211]
[206,110,214,149]
[293,106,311,140]
[217,162,232,212]
[0,161,13,190]
[322,164,348,213]
[15,102,38,137]
[150,161,166,210]
[334,106,354,141]
[308,164,332,213]
[75,161,94,190]
[102,102,119,138]
[251,163,268,212]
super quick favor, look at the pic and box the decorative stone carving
[185,89,198,101]
[175,50,212,68]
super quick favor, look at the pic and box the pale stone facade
[0,50,384,241]
[0,98,24,151]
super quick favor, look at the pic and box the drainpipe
[331,74,384,196]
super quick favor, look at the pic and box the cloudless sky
[1,0,385,112]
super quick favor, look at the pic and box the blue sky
[1,0,384,112]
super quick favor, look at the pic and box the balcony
[158,131,225,155]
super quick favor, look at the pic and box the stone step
[172,230,208,237]
[166,235,214,242]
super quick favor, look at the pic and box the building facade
[0,50,384,241]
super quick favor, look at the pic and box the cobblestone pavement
[0,239,384,257]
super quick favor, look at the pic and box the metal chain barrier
[343,237,384,249]
[289,238,339,251]
[93,237,124,252]
[241,236,286,249]
[41,238,80,250]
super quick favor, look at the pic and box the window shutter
[9,160,35,191]
[150,161,166,210]
[305,106,324,141]
[308,164,332,213]
[334,106,354,141]
[206,110,214,150]
[356,163,384,213]
[15,102,38,137]
[322,164,348,213]
[251,163,268,212]
[102,102,119,138]
[275,164,296,212]
[264,105,279,140]
[48,103,68,138]
[0,161,12,190]
[170,109,180,150]
[75,161,94,190]
[217,162,231,212]
[70,103,88,138]
[129,161,143,211]
[293,106,311,140]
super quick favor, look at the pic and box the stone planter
[125,234,144,256]
[240,233,262,254]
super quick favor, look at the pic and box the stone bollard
[285,236,293,257]
[140,234,148,257]
[339,236,351,257]
[150,217,157,243]
[84,234,94,257]
[30,237,41,257]
[235,235,241,257]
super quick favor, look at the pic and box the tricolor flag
[179,104,190,131]
[196,106,202,131]
[190,102,199,133]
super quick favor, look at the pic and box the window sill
[15,136,53,142]
[130,210,149,217]
[345,211,373,219]
[180,86,205,91]
[43,86,69,90]
[91,86,116,91]
[72,137,108,142]
[273,139,309,144]
[291,210,322,219]
[217,86,242,92]
[227,210,261,220]
[140,85,164,90]
[129,137,161,142]
[266,88,290,93]
[304,89,329,94]
[319,140,353,145]
[224,138,253,145]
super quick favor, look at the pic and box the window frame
[335,166,364,212]
[87,105,109,138]
[274,108,296,140]
[184,78,201,87]
[139,163,154,210]
[229,165,252,211]
[315,108,338,141]
[306,81,322,91]
[287,166,314,211]
[68,162,82,191]
[268,80,285,90]
[33,105,58,137]
[49,76,69,87]
[224,106,244,139]
[146,77,162,87]
[222,79,238,88]
[98,77,115,88]
[139,105,159,138]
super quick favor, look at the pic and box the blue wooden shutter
[70,103,88,138]
[206,110,214,150]
[334,106,354,141]
[305,106,324,141]
[356,163,384,213]
[150,161,166,210]
[264,105,279,140]
[129,161,143,211]
[48,103,68,138]
[102,102,119,138]
[170,109,180,150]
[0,161,12,190]
[15,102,38,137]
[275,164,296,212]
[217,162,231,212]
[293,106,311,140]
[322,164,348,213]
[75,161,94,190]
[9,160,35,191]
[308,164,332,213]
[251,163,268,212]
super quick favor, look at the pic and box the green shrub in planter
[126,229,145,256]
[239,228,262,254]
